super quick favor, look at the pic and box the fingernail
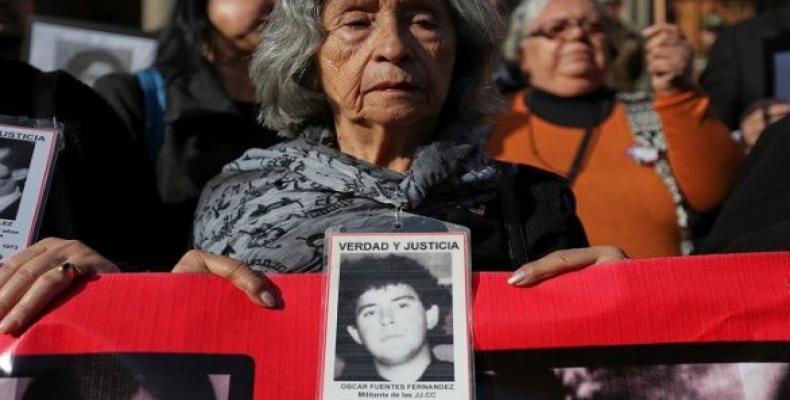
[260,291,276,308]
[507,270,527,286]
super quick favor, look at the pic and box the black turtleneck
[525,87,616,129]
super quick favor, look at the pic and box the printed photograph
[334,252,454,382]
[553,363,790,400]
[0,353,253,400]
[0,137,34,222]
[26,17,157,85]
[56,39,133,86]
[476,343,790,400]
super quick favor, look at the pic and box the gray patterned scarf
[193,124,498,273]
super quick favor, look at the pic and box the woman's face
[207,0,275,54]
[520,0,608,96]
[317,0,457,130]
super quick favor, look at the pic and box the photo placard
[0,122,59,260]
[321,231,473,400]
[26,16,157,86]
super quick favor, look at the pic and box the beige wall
[142,0,175,32]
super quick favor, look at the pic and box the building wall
[142,0,175,32]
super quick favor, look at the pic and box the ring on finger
[56,262,87,280]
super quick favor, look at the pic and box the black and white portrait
[0,137,34,222]
[56,39,133,86]
[335,252,454,382]
[479,343,790,400]
[0,353,253,400]
[554,363,790,399]
[26,17,157,85]
[0,123,59,260]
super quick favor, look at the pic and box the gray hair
[251,0,505,138]
[502,0,612,66]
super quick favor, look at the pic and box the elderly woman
[486,0,744,258]
[0,0,623,335]
[190,0,624,275]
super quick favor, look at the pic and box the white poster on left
[0,122,59,260]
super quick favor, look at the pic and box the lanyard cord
[524,90,609,186]
[565,125,597,185]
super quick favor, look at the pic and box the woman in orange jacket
[486,0,743,258]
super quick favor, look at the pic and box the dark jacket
[701,4,790,129]
[431,164,587,270]
[94,59,281,268]
[0,60,159,266]
[701,115,790,253]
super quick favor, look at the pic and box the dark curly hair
[154,0,212,71]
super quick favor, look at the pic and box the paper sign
[321,232,473,400]
[0,123,58,260]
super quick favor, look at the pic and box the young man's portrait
[335,253,453,382]
[0,138,34,221]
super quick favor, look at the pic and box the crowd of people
[0,0,788,391]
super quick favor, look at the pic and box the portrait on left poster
[26,16,157,86]
[0,122,59,260]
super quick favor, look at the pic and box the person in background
[94,0,282,269]
[0,59,158,267]
[701,115,790,253]
[487,0,743,258]
[701,0,790,150]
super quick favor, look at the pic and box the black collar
[525,86,616,129]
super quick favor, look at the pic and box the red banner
[1,252,789,399]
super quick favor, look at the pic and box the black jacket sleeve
[700,27,742,130]
[513,165,589,260]
[93,73,146,147]
[33,71,163,268]
[700,116,790,253]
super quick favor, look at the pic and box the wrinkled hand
[643,24,694,93]
[0,238,119,334]
[173,250,278,308]
[740,100,790,150]
[508,246,627,287]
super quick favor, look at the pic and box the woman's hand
[0,238,119,334]
[507,246,627,287]
[643,24,694,93]
[173,250,278,308]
